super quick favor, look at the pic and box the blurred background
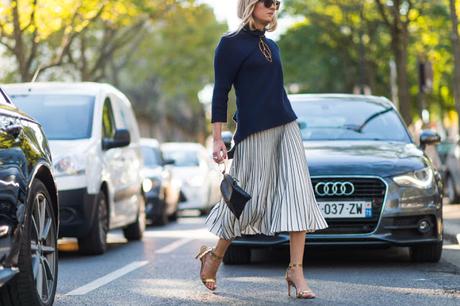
[0,0,459,145]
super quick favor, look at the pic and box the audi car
[223,94,443,265]
[0,87,58,305]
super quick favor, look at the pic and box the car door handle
[5,124,22,138]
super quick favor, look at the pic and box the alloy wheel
[30,193,56,304]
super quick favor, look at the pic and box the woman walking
[197,0,328,299]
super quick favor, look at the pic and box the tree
[0,0,106,81]
[374,0,423,125]
[116,2,226,141]
[450,0,460,132]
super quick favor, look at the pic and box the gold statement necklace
[258,36,272,63]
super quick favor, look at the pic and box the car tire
[444,174,459,204]
[151,201,168,226]
[223,245,251,265]
[409,241,443,263]
[168,209,178,222]
[78,191,109,255]
[0,179,58,306]
[123,194,146,241]
[199,209,209,216]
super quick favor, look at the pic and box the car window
[11,94,95,140]
[291,99,411,142]
[102,97,116,139]
[141,146,161,167]
[162,149,199,167]
[110,94,140,142]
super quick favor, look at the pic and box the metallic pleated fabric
[206,120,329,240]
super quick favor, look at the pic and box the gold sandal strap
[210,249,223,260]
[202,278,216,283]
[288,263,303,268]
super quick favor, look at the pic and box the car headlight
[187,175,205,187]
[143,178,161,192]
[393,167,434,189]
[54,155,86,177]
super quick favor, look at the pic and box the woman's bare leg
[200,238,232,290]
[287,231,314,296]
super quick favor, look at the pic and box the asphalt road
[54,215,460,306]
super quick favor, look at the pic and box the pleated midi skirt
[205,120,328,240]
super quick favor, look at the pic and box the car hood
[169,167,204,180]
[142,167,163,179]
[304,141,428,177]
[48,139,93,160]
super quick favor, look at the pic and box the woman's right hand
[213,138,228,164]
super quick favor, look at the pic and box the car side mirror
[419,130,441,150]
[221,131,233,150]
[102,129,131,150]
[162,158,175,166]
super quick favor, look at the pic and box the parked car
[0,87,58,305]
[141,138,180,225]
[441,140,460,204]
[161,142,222,215]
[4,82,145,255]
[222,94,443,265]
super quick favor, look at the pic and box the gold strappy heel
[195,245,223,291]
[285,263,316,299]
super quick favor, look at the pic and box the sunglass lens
[263,0,281,9]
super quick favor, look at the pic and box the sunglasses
[260,0,281,10]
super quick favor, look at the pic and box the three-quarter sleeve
[211,37,240,123]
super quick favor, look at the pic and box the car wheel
[151,201,168,226]
[223,245,251,265]
[0,179,58,306]
[123,194,146,241]
[444,175,459,204]
[168,209,178,222]
[78,191,109,255]
[409,241,443,263]
[199,209,209,216]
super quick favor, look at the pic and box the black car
[438,140,460,204]
[0,88,58,305]
[223,94,443,265]
[141,138,179,225]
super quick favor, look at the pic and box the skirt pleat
[205,120,328,240]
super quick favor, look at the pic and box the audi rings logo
[315,181,355,196]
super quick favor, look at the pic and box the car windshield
[141,146,161,168]
[162,149,199,167]
[10,94,95,140]
[291,98,411,142]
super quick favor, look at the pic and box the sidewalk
[444,204,460,244]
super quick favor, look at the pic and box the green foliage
[281,0,457,123]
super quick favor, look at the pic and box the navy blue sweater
[211,26,297,145]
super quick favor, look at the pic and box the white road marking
[155,238,193,254]
[66,261,149,296]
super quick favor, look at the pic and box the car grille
[311,177,386,234]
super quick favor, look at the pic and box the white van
[4,82,145,255]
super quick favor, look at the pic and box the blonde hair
[236,0,278,33]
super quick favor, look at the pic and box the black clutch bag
[219,165,251,219]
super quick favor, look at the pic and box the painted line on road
[155,238,193,254]
[66,261,149,296]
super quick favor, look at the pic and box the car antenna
[30,65,42,83]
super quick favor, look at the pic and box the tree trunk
[450,0,460,134]
[392,24,412,125]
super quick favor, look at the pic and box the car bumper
[0,267,18,287]
[231,176,443,248]
[58,188,97,238]
[178,186,208,210]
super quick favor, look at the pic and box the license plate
[318,201,372,218]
